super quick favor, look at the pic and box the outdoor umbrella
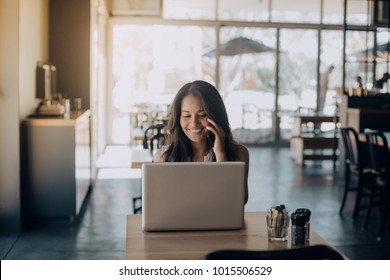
[203,37,275,95]
[355,42,390,60]
[203,36,275,57]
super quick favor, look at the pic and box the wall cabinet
[22,110,91,219]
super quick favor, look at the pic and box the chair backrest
[340,127,361,170]
[204,245,345,260]
[364,129,390,177]
[143,123,166,152]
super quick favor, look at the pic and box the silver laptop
[141,162,245,231]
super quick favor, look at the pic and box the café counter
[21,110,91,220]
[346,108,390,133]
[339,94,390,131]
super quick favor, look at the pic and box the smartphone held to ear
[208,131,215,146]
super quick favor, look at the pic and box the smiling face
[180,94,209,143]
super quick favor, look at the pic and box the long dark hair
[162,80,238,162]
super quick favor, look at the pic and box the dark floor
[1,146,390,260]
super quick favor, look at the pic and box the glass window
[279,29,318,140]
[376,28,390,64]
[323,0,344,24]
[218,27,277,144]
[345,61,374,90]
[163,0,216,20]
[111,0,162,16]
[107,0,383,146]
[375,29,390,91]
[345,30,375,89]
[346,0,370,25]
[279,29,318,112]
[377,28,390,46]
[271,0,320,23]
[217,0,270,22]
[320,30,343,115]
[111,24,215,143]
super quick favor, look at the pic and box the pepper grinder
[291,213,306,246]
[295,208,311,242]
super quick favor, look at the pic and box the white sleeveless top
[160,145,214,162]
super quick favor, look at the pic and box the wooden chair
[339,127,371,219]
[204,245,345,260]
[362,129,390,240]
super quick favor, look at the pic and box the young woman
[154,80,249,203]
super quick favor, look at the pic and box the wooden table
[125,212,330,260]
[290,115,338,166]
[292,115,338,137]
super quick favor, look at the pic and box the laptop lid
[141,162,245,231]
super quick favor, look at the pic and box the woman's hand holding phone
[206,118,226,161]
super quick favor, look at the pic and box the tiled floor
[1,146,390,259]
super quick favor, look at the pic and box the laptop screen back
[141,162,245,231]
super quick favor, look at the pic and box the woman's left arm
[236,144,249,204]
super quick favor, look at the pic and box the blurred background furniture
[290,115,339,167]
[338,95,390,175]
[132,123,167,214]
[142,123,166,153]
[362,129,390,240]
[339,95,390,133]
[339,127,371,219]
[129,102,169,146]
[130,148,153,214]
[346,109,390,133]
